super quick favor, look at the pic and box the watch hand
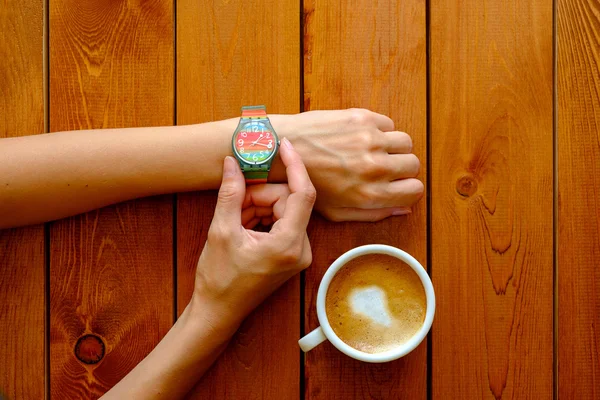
[253,142,271,148]
[250,134,264,146]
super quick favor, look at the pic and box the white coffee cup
[298,244,435,363]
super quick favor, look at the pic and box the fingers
[368,110,395,132]
[241,184,290,228]
[244,217,261,230]
[212,157,245,228]
[241,206,274,226]
[272,138,316,234]
[384,154,421,180]
[347,108,394,131]
[243,184,290,209]
[384,131,413,154]
[385,178,424,207]
[261,217,273,226]
[353,178,424,209]
[322,206,413,222]
[242,216,274,230]
[241,212,275,229]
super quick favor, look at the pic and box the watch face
[233,121,277,164]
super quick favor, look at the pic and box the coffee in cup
[325,253,427,354]
[299,244,435,363]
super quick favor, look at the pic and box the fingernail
[223,156,237,177]
[392,208,412,216]
[283,137,294,149]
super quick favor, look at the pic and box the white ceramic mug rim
[316,244,436,363]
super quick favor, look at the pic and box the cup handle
[299,326,327,352]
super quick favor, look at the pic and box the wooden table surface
[1,0,598,399]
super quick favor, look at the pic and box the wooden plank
[176,0,300,398]
[48,0,174,397]
[557,0,600,397]
[302,0,427,398]
[0,227,45,399]
[0,1,46,399]
[430,1,554,398]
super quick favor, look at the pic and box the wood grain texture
[0,1,46,398]
[0,227,45,399]
[303,0,427,398]
[557,0,600,397]
[49,0,174,397]
[176,0,300,398]
[430,1,554,398]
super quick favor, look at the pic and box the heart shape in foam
[349,286,392,327]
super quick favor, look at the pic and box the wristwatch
[232,105,280,184]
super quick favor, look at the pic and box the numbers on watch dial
[234,121,275,163]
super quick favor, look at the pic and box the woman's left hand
[269,108,424,222]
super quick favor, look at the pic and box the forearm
[101,296,241,400]
[0,121,227,228]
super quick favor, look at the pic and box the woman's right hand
[190,138,316,330]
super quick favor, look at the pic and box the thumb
[213,156,245,227]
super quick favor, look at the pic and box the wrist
[268,113,302,182]
[192,113,304,185]
[187,285,244,337]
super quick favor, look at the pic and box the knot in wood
[456,175,478,197]
[75,334,105,364]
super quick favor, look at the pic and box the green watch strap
[241,163,269,184]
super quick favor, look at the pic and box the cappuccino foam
[326,254,426,354]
